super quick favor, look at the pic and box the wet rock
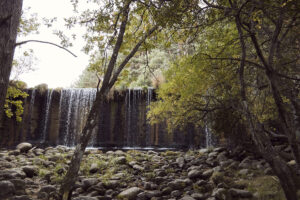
[0,180,15,198]
[16,143,32,153]
[117,187,142,200]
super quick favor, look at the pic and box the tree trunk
[60,92,104,200]
[0,0,23,121]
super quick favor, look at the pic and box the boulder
[118,187,142,200]
[16,143,32,153]
[229,188,253,198]
[89,163,99,173]
[188,170,202,179]
[22,166,38,178]
[176,157,185,168]
[0,180,15,198]
[180,195,196,200]
[72,197,98,200]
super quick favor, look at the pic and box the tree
[60,0,200,198]
[149,0,300,199]
[0,0,23,121]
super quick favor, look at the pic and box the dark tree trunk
[0,0,23,120]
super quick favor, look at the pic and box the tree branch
[15,40,77,57]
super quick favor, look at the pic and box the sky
[15,0,89,88]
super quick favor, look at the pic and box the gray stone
[89,163,99,173]
[167,179,186,190]
[229,188,253,198]
[16,143,32,153]
[212,188,227,199]
[73,197,98,200]
[188,170,202,179]
[176,157,185,168]
[202,169,213,179]
[118,187,142,200]
[180,195,196,200]
[0,180,15,198]
[114,156,127,164]
[9,195,31,200]
[82,178,100,190]
[9,179,26,191]
[171,190,182,197]
[133,164,144,171]
[191,193,206,200]
[39,185,56,194]
[238,169,249,175]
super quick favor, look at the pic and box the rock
[0,180,15,198]
[238,169,249,175]
[73,197,98,200]
[89,163,99,173]
[287,160,296,167]
[10,195,31,200]
[39,185,56,194]
[118,187,142,200]
[9,179,26,193]
[176,157,185,168]
[188,170,202,179]
[133,164,144,171]
[202,169,214,179]
[82,178,100,191]
[167,179,186,190]
[16,143,32,153]
[191,193,206,200]
[199,149,209,154]
[212,188,227,200]
[180,195,196,200]
[229,188,253,198]
[114,156,127,165]
[22,166,38,178]
[171,190,182,197]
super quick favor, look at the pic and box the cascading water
[205,124,213,148]
[1,88,205,148]
[58,88,97,146]
[41,89,53,142]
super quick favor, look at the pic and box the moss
[241,176,285,200]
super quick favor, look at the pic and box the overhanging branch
[15,40,77,57]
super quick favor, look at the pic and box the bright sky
[15,0,89,88]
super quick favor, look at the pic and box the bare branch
[15,40,77,57]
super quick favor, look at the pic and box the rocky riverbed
[0,143,289,200]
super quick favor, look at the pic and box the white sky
[15,0,89,88]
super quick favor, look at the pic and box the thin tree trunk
[234,12,299,199]
[0,0,23,121]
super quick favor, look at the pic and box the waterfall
[41,89,53,142]
[59,88,96,146]
[205,124,213,148]
[4,88,202,148]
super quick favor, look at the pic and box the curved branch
[15,40,77,57]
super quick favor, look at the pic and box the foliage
[4,81,28,122]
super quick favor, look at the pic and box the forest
[0,0,299,200]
